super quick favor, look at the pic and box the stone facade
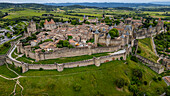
[0,55,6,66]
[17,43,122,61]
[26,20,36,36]
[44,19,56,30]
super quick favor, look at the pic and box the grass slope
[138,38,158,63]
[16,52,109,64]
[0,58,167,95]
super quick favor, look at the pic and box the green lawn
[17,52,110,64]
[0,57,167,95]
[11,49,18,58]
[138,38,159,63]
[0,42,11,55]
[0,65,18,78]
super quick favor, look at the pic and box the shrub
[39,68,43,71]
[4,42,10,47]
[73,83,81,91]
[97,43,104,47]
[166,86,170,96]
[57,44,63,48]
[128,85,138,94]
[68,35,73,40]
[115,78,125,88]
[41,49,45,52]
[120,57,123,60]
[144,81,148,85]
[131,56,138,62]
[133,69,143,79]
[137,47,141,54]
[153,76,158,82]
[158,77,162,81]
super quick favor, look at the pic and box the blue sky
[0,0,169,3]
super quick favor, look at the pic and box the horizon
[0,0,170,4]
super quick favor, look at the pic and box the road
[0,35,21,45]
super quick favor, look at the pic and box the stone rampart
[135,54,164,74]
[6,48,128,73]
[18,45,122,61]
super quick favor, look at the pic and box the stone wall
[135,54,164,74]
[18,45,122,61]
[6,47,128,73]
[0,55,6,66]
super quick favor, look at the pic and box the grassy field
[0,65,18,78]
[0,42,11,55]
[0,57,167,95]
[16,52,109,64]
[138,38,159,63]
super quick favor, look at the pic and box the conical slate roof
[95,29,99,34]
[107,33,111,38]
[121,34,124,38]
[126,31,129,35]
[103,28,105,31]
[114,23,117,27]
[149,25,152,28]
[108,26,113,30]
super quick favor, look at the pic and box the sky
[0,0,169,3]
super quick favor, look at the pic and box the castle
[44,19,56,30]
[26,20,36,36]
[19,17,165,62]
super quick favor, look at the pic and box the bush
[39,68,43,71]
[4,42,10,47]
[120,57,123,60]
[158,77,162,81]
[115,78,125,88]
[144,81,148,85]
[153,76,158,82]
[137,47,141,54]
[133,69,143,79]
[166,86,170,96]
[131,56,138,62]
[73,83,81,91]
[41,49,45,52]
[128,85,138,94]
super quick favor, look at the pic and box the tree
[63,40,69,47]
[68,35,73,40]
[129,85,138,95]
[120,57,123,60]
[144,81,147,85]
[109,28,119,39]
[166,86,170,96]
[115,78,125,88]
[133,69,143,79]
[73,83,81,91]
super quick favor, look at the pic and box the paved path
[151,37,159,57]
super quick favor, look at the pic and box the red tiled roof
[165,77,170,83]
[44,19,55,25]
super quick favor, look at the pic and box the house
[31,40,38,47]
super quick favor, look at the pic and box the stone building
[44,19,56,30]
[26,20,36,36]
